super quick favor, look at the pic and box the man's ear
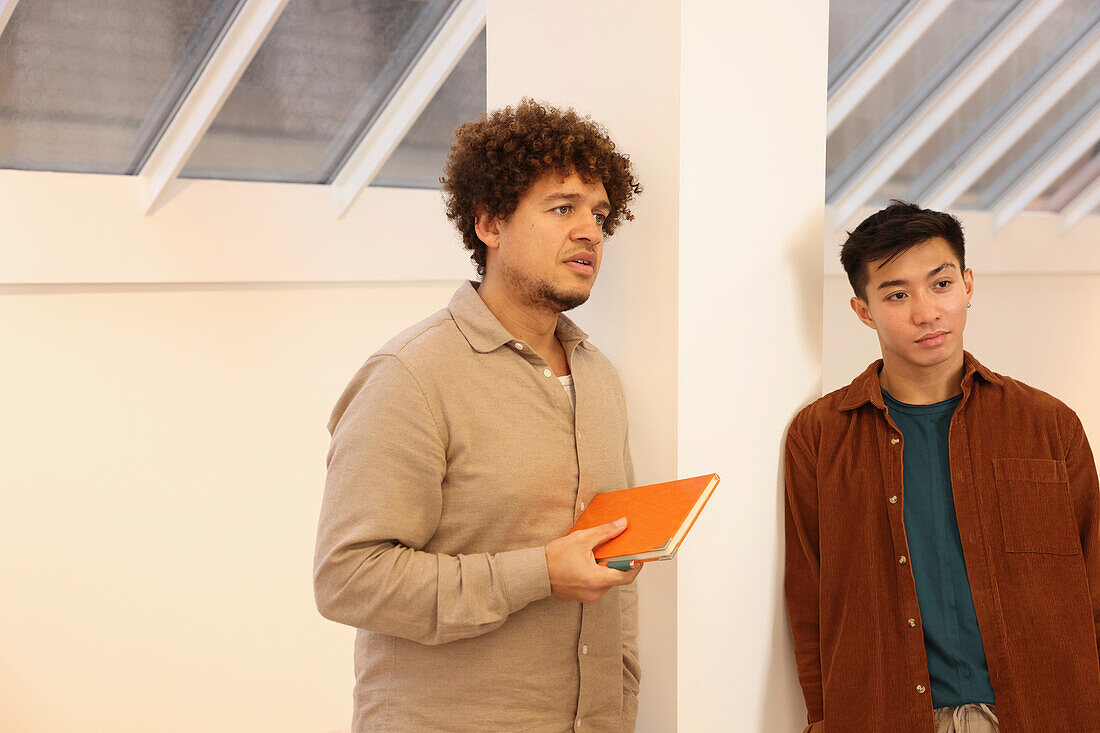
[850,296,877,331]
[963,267,975,302]
[474,209,501,251]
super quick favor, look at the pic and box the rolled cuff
[498,546,552,612]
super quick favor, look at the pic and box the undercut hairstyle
[840,200,966,300]
[441,98,642,277]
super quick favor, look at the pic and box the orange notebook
[569,474,720,568]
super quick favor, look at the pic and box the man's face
[851,237,974,373]
[479,171,610,313]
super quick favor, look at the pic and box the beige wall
[0,282,458,732]
[824,272,1100,441]
[0,172,464,284]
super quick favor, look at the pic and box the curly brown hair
[441,98,642,276]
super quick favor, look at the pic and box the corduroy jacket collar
[839,350,1004,412]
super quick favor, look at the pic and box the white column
[489,3,827,730]
[677,4,827,731]
[487,2,681,730]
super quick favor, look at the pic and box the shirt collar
[448,281,591,354]
[838,350,1003,411]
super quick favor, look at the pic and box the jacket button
[916,685,926,694]
[891,437,900,445]
[889,495,898,504]
[898,556,907,564]
[907,618,916,627]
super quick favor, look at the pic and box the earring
[967,302,972,309]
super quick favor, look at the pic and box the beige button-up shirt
[314,282,639,732]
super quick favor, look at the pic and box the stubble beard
[505,266,591,313]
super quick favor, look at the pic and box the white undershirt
[557,374,576,409]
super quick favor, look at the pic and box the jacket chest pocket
[993,458,1079,555]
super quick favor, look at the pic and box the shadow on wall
[758,208,827,730]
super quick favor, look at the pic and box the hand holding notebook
[546,516,642,602]
[569,473,720,569]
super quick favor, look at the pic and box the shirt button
[891,437,900,445]
[579,501,585,512]
[543,368,553,377]
[898,556,907,565]
[576,719,582,728]
[514,342,523,350]
[889,495,898,504]
[916,685,926,694]
[582,644,589,655]
[908,618,917,627]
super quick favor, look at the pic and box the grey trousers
[933,704,998,733]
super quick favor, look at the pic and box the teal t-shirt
[883,388,995,709]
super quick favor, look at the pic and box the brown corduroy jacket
[785,353,1100,732]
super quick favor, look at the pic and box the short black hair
[840,200,966,299]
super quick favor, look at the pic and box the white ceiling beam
[1046,151,1100,211]
[332,0,485,219]
[978,78,1100,210]
[1060,160,1100,232]
[829,0,1063,230]
[0,0,20,39]
[826,0,1023,201]
[139,0,289,215]
[918,17,1100,210]
[827,0,951,136]
[828,0,906,88]
[992,102,1100,229]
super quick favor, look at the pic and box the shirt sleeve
[620,421,640,731]
[313,354,552,646]
[1065,413,1100,660]
[784,413,824,725]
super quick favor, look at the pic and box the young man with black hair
[784,201,1100,732]
[313,100,643,733]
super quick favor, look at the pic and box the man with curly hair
[314,99,645,732]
